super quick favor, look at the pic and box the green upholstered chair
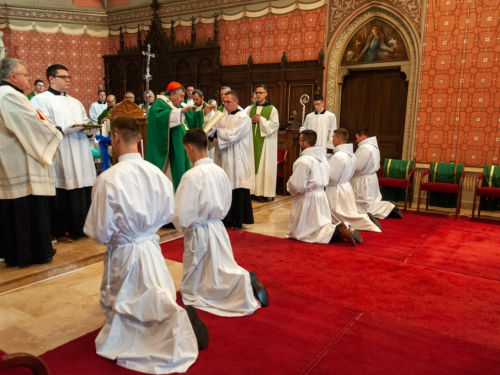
[472,165,500,220]
[378,159,415,212]
[417,162,465,219]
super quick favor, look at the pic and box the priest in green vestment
[246,84,279,201]
[97,95,116,124]
[145,82,215,190]
[26,79,45,100]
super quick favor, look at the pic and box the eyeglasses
[13,72,29,77]
[54,75,71,80]
[223,100,235,104]
[106,100,115,103]
[124,96,134,99]
[255,91,266,94]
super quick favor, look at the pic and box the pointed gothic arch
[325,6,420,160]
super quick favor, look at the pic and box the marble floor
[0,195,498,357]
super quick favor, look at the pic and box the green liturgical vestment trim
[145,96,204,190]
[428,162,464,208]
[249,104,273,174]
[481,165,500,211]
[381,159,414,203]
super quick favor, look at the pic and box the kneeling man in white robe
[174,129,269,316]
[285,129,359,245]
[326,128,381,235]
[84,116,208,374]
[351,128,402,219]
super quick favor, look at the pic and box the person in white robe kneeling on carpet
[285,129,360,245]
[173,129,269,316]
[326,128,381,238]
[84,116,208,374]
[351,127,402,219]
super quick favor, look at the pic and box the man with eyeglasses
[123,92,135,103]
[300,94,337,157]
[210,90,255,230]
[26,79,45,100]
[145,81,215,190]
[246,84,279,202]
[31,64,96,243]
[89,89,107,125]
[0,58,62,268]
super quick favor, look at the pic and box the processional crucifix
[142,44,155,117]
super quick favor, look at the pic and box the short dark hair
[300,129,317,146]
[98,89,106,95]
[186,85,194,89]
[334,128,349,143]
[356,127,370,138]
[225,90,239,101]
[110,116,140,144]
[183,128,208,151]
[166,86,186,96]
[34,79,44,85]
[46,64,68,81]
[313,94,324,102]
[192,89,204,97]
[255,84,267,91]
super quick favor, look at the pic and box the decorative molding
[325,6,420,160]
[328,0,422,41]
[0,6,108,24]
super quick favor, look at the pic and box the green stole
[481,165,500,211]
[249,104,273,173]
[145,95,204,190]
[97,108,111,124]
[217,105,224,112]
[26,92,35,100]
[428,162,464,208]
[381,159,414,203]
[193,102,208,112]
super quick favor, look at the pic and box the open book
[203,111,225,133]
[73,123,102,129]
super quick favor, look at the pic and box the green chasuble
[480,165,500,212]
[145,95,204,190]
[26,92,35,100]
[97,108,111,125]
[381,159,414,203]
[428,162,464,208]
[248,104,273,173]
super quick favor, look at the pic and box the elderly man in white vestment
[286,130,358,245]
[210,90,255,230]
[299,94,337,157]
[174,129,269,315]
[89,89,107,124]
[351,128,402,219]
[326,128,381,235]
[84,116,208,374]
[31,64,96,243]
[246,84,279,201]
[0,58,62,268]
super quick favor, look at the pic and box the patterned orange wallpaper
[415,0,500,166]
[2,28,109,113]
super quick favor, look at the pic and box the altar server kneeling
[173,129,269,316]
[84,116,208,374]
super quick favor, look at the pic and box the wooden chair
[277,150,288,196]
[472,165,500,220]
[417,162,465,219]
[0,352,49,374]
[377,159,415,212]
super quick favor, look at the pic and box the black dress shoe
[249,271,269,307]
[33,249,57,265]
[336,222,355,246]
[367,212,382,229]
[233,225,242,231]
[388,207,403,219]
[349,227,363,244]
[184,306,209,350]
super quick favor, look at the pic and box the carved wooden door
[340,69,408,164]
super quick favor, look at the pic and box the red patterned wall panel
[415,0,500,166]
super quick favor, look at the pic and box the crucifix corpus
[142,44,155,117]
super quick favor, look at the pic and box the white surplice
[0,84,62,199]
[213,110,255,190]
[300,110,337,156]
[84,153,198,374]
[89,101,107,124]
[31,92,96,190]
[194,103,216,159]
[245,105,279,198]
[286,146,337,244]
[350,136,394,219]
[326,144,381,232]
[173,157,260,317]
